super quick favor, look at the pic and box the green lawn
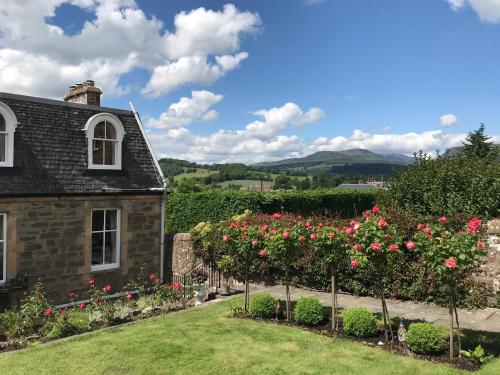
[0,298,499,375]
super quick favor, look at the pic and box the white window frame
[0,213,6,284]
[0,101,19,168]
[83,113,125,170]
[90,208,121,272]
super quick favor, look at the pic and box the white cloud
[446,0,500,23]
[141,52,248,98]
[439,113,458,127]
[147,102,324,163]
[0,1,261,98]
[147,90,223,129]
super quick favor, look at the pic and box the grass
[173,168,218,180]
[0,298,499,375]
[219,180,274,190]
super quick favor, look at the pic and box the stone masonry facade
[0,194,162,305]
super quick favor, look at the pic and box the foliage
[293,296,325,326]
[460,345,495,365]
[406,323,444,355]
[248,294,277,318]
[378,151,500,218]
[166,189,378,234]
[461,124,498,159]
[40,310,91,339]
[341,307,378,337]
[0,310,26,340]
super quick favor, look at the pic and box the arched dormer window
[83,113,125,170]
[0,101,18,168]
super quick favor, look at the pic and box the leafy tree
[462,124,496,159]
[273,174,292,190]
[176,178,204,193]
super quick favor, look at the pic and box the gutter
[129,101,166,279]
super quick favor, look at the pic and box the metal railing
[171,262,221,299]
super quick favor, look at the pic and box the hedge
[165,189,378,234]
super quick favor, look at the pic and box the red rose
[363,210,371,218]
[161,284,167,289]
[262,224,269,231]
[385,233,392,241]
[377,218,387,229]
[44,308,53,317]
[310,233,318,241]
[351,259,360,268]
[270,228,277,235]
[328,232,335,239]
[240,227,247,233]
[149,274,156,281]
[389,244,398,252]
[353,244,362,252]
[104,284,112,293]
[59,309,65,315]
[126,293,133,301]
[79,303,86,309]
[439,216,447,223]
[259,250,268,257]
[222,235,230,242]
[241,235,247,240]
[67,291,75,299]
[467,218,481,233]
[273,213,282,220]
[371,243,381,252]
[405,240,416,250]
[175,283,182,291]
[229,222,236,229]
[282,231,290,239]
[169,283,174,289]
[251,240,259,247]
[417,223,424,230]
[372,205,380,213]
[88,279,95,286]
[349,220,356,227]
[444,257,457,269]
[424,227,432,234]
[345,227,354,235]
[318,223,323,227]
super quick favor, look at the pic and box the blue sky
[0,0,499,163]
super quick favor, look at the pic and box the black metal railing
[171,263,220,299]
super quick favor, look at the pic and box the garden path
[231,283,500,333]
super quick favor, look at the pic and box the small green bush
[342,308,378,337]
[406,322,443,355]
[249,294,277,318]
[40,310,91,339]
[293,296,325,326]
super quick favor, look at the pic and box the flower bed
[0,268,188,354]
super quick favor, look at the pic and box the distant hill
[255,149,413,170]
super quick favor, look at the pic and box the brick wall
[0,194,162,305]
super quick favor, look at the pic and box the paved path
[233,283,500,333]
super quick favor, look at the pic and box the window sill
[91,264,120,272]
[88,165,122,171]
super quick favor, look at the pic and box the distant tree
[176,178,204,193]
[462,124,496,158]
[273,174,292,190]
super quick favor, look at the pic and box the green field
[1,298,498,374]
[219,179,274,190]
[173,168,218,180]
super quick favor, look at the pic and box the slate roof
[0,92,163,196]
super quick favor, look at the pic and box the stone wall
[171,233,198,275]
[0,194,162,305]
[482,219,500,292]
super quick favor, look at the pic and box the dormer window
[83,113,125,170]
[0,101,18,168]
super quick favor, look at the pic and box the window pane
[93,140,104,165]
[94,122,106,139]
[0,215,3,241]
[0,114,5,131]
[105,210,117,230]
[104,231,117,264]
[92,210,105,232]
[0,242,4,281]
[105,123,116,140]
[0,133,5,162]
[104,141,115,165]
[91,232,104,265]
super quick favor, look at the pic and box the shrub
[40,310,91,339]
[166,189,378,234]
[293,296,325,326]
[0,310,28,340]
[406,323,444,355]
[249,294,277,318]
[342,308,378,337]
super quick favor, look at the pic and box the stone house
[0,82,165,306]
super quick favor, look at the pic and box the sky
[0,0,499,164]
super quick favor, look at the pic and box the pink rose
[385,233,392,241]
[88,279,95,286]
[439,216,447,223]
[273,213,282,220]
[345,227,354,236]
[351,259,360,268]
[476,241,486,249]
[259,250,268,258]
[377,218,388,229]
[282,231,290,239]
[353,244,362,252]
[371,243,381,252]
[372,205,380,213]
[126,293,133,301]
[350,220,357,227]
[251,240,259,247]
[79,303,86,309]
[229,222,236,229]
[467,218,481,233]
[223,235,230,242]
[44,308,53,317]
[417,223,424,230]
[363,210,371,218]
[149,273,156,281]
[299,236,306,242]
[424,227,432,234]
[389,244,398,252]
[444,257,457,269]
[240,227,247,233]
[310,233,318,241]
[328,232,335,239]
[262,224,269,231]
[405,241,416,250]
[270,228,277,235]
[104,284,112,293]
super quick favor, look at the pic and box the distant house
[0,81,164,306]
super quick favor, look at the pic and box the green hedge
[165,189,378,234]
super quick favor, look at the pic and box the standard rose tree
[349,206,402,342]
[413,217,488,358]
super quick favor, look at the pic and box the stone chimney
[63,80,102,106]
